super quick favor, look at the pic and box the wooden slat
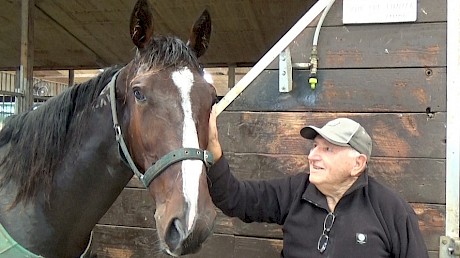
[97,189,444,252]
[214,203,444,251]
[33,7,105,68]
[412,203,446,252]
[127,155,443,203]
[221,154,445,204]
[127,155,446,203]
[217,112,446,158]
[225,68,446,112]
[92,225,235,258]
[98,188,155,228]
[267,23,447,69]
[93,215,442,257]
[233,236,282,258]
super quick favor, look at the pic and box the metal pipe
[309,0,335,90]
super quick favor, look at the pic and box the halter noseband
[108,70,214,188]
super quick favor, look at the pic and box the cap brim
[300,126,349,147]
[300,126,319,139]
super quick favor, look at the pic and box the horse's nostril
[165,218,185,251]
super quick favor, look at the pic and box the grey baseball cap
[300,118,372,157]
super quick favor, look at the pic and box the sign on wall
[343,0,417,24]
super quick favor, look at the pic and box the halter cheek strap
[108,70,213,188]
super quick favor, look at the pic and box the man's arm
[207,105,222,162]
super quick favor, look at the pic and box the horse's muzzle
[163,215,216,256]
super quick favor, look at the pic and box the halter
[108,70,214,188]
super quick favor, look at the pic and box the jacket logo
[356,233,367,244]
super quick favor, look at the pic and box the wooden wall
[92,0,447,257]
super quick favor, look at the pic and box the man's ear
[351,154,367,177]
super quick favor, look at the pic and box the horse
[0,0,217,257]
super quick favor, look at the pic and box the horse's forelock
[134,36,201,74]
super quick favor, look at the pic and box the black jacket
[208,156,429,258]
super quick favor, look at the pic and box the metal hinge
[440,236,460,257]
[279,47,293,93]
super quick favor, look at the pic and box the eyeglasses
[317,212,335,253]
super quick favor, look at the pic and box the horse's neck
[0,100,134,258]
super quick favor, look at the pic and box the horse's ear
[187,9,212,58]
[130,0,154,50]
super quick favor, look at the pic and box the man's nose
[308,147,319,160]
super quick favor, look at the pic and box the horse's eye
[133,88,146,101]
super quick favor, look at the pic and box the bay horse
[0,0,217,257]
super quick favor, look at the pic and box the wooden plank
[151,153,444,203]
[213,203,444,251]
[92,225,235,258]
[233,236,282,258]
[217,112,446,158]
[93,215,442,257]
[267,23,446,69]
[33,8,106,69]
[92,225,158,258]
[97,189,443,251]
[224,68,446,112]
[98,188,155,228]
[221,154,445,204]
[127,155,446,203]
[412,203,446,252]
[429,251,439,258]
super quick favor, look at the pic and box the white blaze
[171,67,201,231]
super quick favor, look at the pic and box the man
[206,107,428,257]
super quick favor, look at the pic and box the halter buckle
[203,150,212,168]
[114,124,122,141]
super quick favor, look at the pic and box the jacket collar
[302,169,369,211]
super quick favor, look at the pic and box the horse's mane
[0,66,121,206]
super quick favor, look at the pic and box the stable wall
[92,0,447,257]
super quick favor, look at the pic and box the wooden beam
[228,65,235,89]
[96,188,444,252]
[68,69,74,86]
[17,0,34,114]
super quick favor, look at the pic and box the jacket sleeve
[393,204,429,258]
[207,155,305,225]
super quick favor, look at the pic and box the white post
[440,3,460,255]
[445,0,460,240]
[214,0,330,115]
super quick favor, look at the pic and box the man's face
[307,136,358,188]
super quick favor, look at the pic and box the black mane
[0,66,121,206]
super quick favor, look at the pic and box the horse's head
[115,0,217,255]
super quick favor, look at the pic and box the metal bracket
[440,236,460,257]
[279,47,292,93]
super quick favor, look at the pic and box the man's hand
[207,105,222,162]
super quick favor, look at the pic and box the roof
[1,0,315,70]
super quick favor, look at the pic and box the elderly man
[206,107,428,257]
